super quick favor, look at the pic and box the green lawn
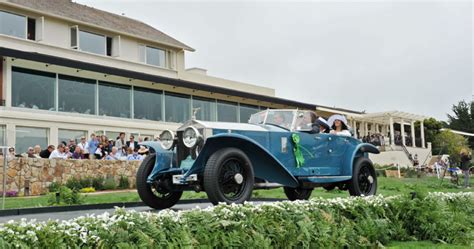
[0,176,472,210]
[387,241,472,249]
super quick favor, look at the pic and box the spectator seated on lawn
[106,146,120,160]
[71,146,84,159]
[127,147,143,161]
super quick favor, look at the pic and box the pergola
[347,111,428,148]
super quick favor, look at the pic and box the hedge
[0,192,472,248]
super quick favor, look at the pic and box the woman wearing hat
[328,114,351,136]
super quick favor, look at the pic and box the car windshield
[249,110,296,130]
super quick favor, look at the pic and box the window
[12,67,56,111]
[192,97,216,121]
[217,101,238,122]
[58,75,96,115]
[106,131,120,141]
[79,30,106,55]
[165,93,190,123]
[133,87,162,121]
[0,125,5,147]
[0,11,26,39]
[98,81,131,118]
[15,127,48,154]
[239,104,260,123]
[140,45,167,68]
[58,129,87,145]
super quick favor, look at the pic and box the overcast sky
[77,0,472,121]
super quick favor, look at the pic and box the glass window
[0,11,26,39]
[217,101,238,122]
[0,125,5,146]
[146,46,166,67]
[15,127,48,154]
[58,75,96,115]
[79,30,106,55]
[106,131,121,141]
[12,67,56,111]
[58,129,87,145]
[133,87,162,121]
[192,97,216,121]
[239,104,260,123]
[165,93,190,123]
[98,81,131,118]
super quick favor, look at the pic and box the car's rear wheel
[283,187,313,201]
[348,157,377,196]
[136,154,183,209]
[204,148,254,205]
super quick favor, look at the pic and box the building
[0,0,431,167]
[0,0,318,153]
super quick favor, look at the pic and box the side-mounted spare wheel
[136,154,183,209]
[348,157,377,196]
[283,187,313,201]
[204,148,254,205]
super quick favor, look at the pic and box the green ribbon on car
[292,133,305,168]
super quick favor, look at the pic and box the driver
[273,113,289,128]
[315,117,330,133]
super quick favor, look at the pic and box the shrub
[118,175,129,189]
[65,178,82,191]
[103,177,116,190]
[0,192,472,248]
[92,176,105,191]
[0,191,18,197]
[79,187,96,193]
[47,186,83,206]
[48,182,62,193]
[79,176,93,189]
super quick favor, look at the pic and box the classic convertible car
[136,109,379,209]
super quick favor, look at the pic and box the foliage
[433,130,470,163]
[447,100,474,149]
[48,182,62,193]
[79,176,93,189]
[0,191,18,197]
[118,175,130,190]
[47,186,83,206]
[80,187,96,193]
[1,192,472,248]
[103,177,117,190]
[92,176,105,191]
[65,178,83,191]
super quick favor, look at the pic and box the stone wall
[0,158,141,196]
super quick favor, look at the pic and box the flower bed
[0,192,472,248]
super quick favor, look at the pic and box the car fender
[341,143,380,176]
[184,133,299,188]
[139,141,176,183]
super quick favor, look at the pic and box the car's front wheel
[283,187,313,201]
[136,154,183,209]
[204,148,254,205]
[348,157,377,196]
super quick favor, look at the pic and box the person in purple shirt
[71,146,84,159]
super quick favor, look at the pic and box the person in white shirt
[106,147,119,160]
[77,136,89,159]
[328,114,352,136]
[49,144,69,159]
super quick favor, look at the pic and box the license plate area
[172,174,198,184]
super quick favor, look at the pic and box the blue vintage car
[136,109,379,209]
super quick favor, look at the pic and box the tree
[415,117,445,147]
[432,130,470,164]
[447,100,474,149]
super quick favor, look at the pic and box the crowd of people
[362,133,386,146]
[3,132,153,161]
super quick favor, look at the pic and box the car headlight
[183,126,201,148]
[159,130,175,150]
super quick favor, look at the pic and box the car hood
[177,120,269,132]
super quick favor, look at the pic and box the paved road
[0,202,217,223]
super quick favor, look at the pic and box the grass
[0,176,472,210]
[387,241,472,249]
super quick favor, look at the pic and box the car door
[326,134,351,175]
[293,132,332,176]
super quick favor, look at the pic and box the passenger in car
[328,114,352,136]
[315,117,330,133]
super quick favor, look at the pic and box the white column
[389,117,395,146]
[420,121,425,148]
[352,120,358,138]
[400,119,405,146]
[4,58,12,107]
[6,123,15,148]
[411,121,416,147]
[364,122,369,136]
